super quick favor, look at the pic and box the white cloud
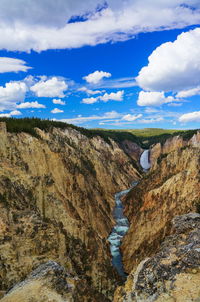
[52,98,66,105]
[137,91,175,106]
[0,1,199,51]
[137,28,200,92]
[179,111,200,123]
[82,97,98,104]
[93,77,137,89]
[139,117,164,124]
[0,57,31,73]
[82,90,124,104]
[51,108,64,114]
[83,71,111,84]
[78,87,103,95]
[9,110,22,116]
[176,86,200,98]
[17,101,45,109]
[60,110,120,124]
[30,77,68,98]
[0,110,22,117]
[167,102,183,107]
[121,114,142,121]
[104,111,121,119]
[100,90,124,102]
[0,81,27,111]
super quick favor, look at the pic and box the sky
[0,0,200,129]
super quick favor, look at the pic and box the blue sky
[0,0,200,129]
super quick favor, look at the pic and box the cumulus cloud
[30,77,68,98]
[0,81,27,111]
[100,90,124,102]
[121,114,142,121]
[0,57,31,73]
[176,86,200,98]
[83,71,111,84]
[0,1,199,51]
[137,91,176,106]
[52,98,66,105]
[0,110,22,117]
[82,90,124,104]
[17,101,45,109]
[179,111,200,123]
[137,28,200,92]
[51,108,64,114]
[82,97,98,104]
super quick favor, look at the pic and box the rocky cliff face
[150,131,200,165]
[114,213,200,302]
[1,122,199,302]
[0,122,141,301]
[1,261,112,302]
[121,145,200,274]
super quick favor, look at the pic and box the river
[108,150,150,277]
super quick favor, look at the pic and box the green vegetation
[0,117,141,145]
[93,127,199,148]
[122,128,199,148]
[0,118,199,148]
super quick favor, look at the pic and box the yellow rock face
[121,146,200,274]
[150,131,200,166]
[0,123,140,301]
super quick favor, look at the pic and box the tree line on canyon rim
[0,117,199,149]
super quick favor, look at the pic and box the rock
[150,131,200,166]
[0,125,141,301]
[121,146,200,274]
[114,213,200,302]
[1,261,110,302]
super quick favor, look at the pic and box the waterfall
[140,149,151,170]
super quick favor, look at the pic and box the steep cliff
[0,122,141,301]
[150,130,200,165]
[121,145,200,274]
[114,213,200,301]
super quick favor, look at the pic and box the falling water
[140,149,151,170]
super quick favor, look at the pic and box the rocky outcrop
[0,123,141,301]
[121,145,200,274]
[114,213,200,302]
[1,261,111,302]
[150,131,200,166]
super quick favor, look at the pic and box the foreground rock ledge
[114,213,200,302]
[0,260,110,302]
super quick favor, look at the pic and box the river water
[108,150,150,277]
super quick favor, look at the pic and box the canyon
[0,121,199,301]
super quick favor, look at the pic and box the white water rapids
[108,150,151,277]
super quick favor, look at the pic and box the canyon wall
[150,130,200,165]
[114,213,200,301]
[114,132,200,301]
[121,145,200,274]
[0,122,141,301]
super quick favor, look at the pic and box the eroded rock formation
[0,122,141,301]
[114,213,200,302]
[121,145,200,274]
